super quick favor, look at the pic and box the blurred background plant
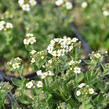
[73,0,109,50]
[0,0,73,64]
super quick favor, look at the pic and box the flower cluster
[76,83,94,97]
[69,59,81,66]
[55,0,73,10]
[0,21,13,31]
[30,50,47,64]
[7,57,22,70]
[44,59,53,69]
[47,37,78,57]
[24,33,36,45]
[18,0,37,12]
[26,80,43,89]
[36,70,54,79]
[89,51,107,61]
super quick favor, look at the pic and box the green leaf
[11,78,23,87]
[76,73,84,84]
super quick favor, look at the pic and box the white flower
[76,90,81,96]
[94,53,101,59]
[31,58,35,63]
[50,40,55,46]
[6,23,13,29]
[81,2,88,8]
[24,38,30,45]
[48,71,54,76]
[69,60,75,65]
[69,45,73,51]
[52,51,57,57]
[55,0,64,6]
[12,63,20,69]
[48,59,52,64]
[47,46,53,54]
[15,57,22,61]
[22,4,30,12]
[26,33,34,37]
[26,81,33,89]
[74,67,81,74]
[36,70,42,76]
[65,2,72,10]
[61,42,66,48]
[89,88,94,94]
[0,21,5,25]
[29,37,36,44]
[18,0,24,6]
[41,72,48,79]
[30,50,36,55]
[29,0,37,6]
[41,56,44,59]
[72,37,78,43]
[0,25,4,30]
[103,10,109,16]
[37,81,43,88]
[60,49,65,56]
[78,83,85,88]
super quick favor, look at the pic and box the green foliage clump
[7,36,109,109]
[74,0,109,50]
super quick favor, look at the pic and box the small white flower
[55,0,64,6]
[40,56,44,60]
[6,22,13,29]
[57,50,61,57]
[48,59,52,64]
[89,88,94,94]
[22,4,30,12]
[0,21,5,25]
[60,49,65,56]
[50,40,55,46]
[48,71,54,76]
[69,60,75,65]
[26,33,34,37]
[65,2,72,10]
[61,42,66,48]
[52,51,57,57]
[36,70,42,76]
[76,90,81,96]
[74,67,81,74]
[41,72,48,79]
[78,83,85,88]
[15,57,22,61]
[0,25,4,30]
[31,58,35,63]
[37,81,43,88]
[69,45,73,51]
[30,50,36,55]
[103,10,109,16]
[26,81,33,89]
[81,2,88,8]
[47,46,53,54]
[29,0,37,6]
[94,53,101,59]
[12,63,20,69]
[29,37,36,44]
[72,37,78,43]
[18,0,24,6]
[24,38,30,45]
